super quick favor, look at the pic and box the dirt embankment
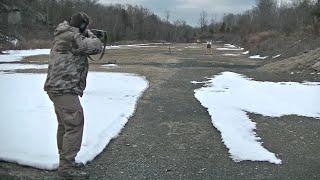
[247,32,320,59]
[218,31,320,60]
[215,31,320,75]
[258,47,320,73]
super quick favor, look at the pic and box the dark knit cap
[69,12,90,29]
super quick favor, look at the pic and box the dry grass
[248,31,279,45]
[18,39,52,49]
[258,47,320,73]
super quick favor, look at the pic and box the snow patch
[101,64,118,68]
[216,47,244,51]
[185,46,200,49]
[242,51,250,55]
[222,53,241,57]
[216,44,244,51]
[194,72,320,164]
[105,45,120,49]
[0,72,148,170]
[191,80,208,84]
[0,49,50,62]
[272,54,282,59]
[249,55,268,60]
[224,44,237,48]
[105,44,159,49]
[123,44,158,48]
[0,63,48,71]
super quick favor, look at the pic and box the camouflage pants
[48,93,84,171]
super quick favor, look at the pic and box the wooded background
[0,0,320,53]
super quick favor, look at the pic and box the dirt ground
[1,43,320,180]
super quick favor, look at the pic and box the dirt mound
[258,48,320,73]
[248,31,279,45]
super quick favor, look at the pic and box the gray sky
[98,0,257,26]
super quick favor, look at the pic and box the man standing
[44,12,102,178]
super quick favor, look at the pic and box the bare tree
[165,10,170,23]
[198,11,208,32]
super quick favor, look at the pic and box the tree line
[0,0,196,45]
[198,0,320,38]
[1,0,319,49]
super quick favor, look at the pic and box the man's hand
[82,29,95,38]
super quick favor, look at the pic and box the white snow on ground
[185,46,200,49]
[101,64,118,68]
[242,51,250,55]
[224,44,237,48]
[191,80,207,84]
[216,44,244,51]
[0,63,48,71]
[272,54,282,59]
[249,55,269,59]
[105,45,121,49]
[0,72,148,170]
[105,44,159,49]
[122,44,158,48]
[0,49,50,62]
[194,72,320,164]
[222,53,241,57]
[216,47,244,51]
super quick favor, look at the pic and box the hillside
[258,48,320,73]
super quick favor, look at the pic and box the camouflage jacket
[44,21,102,96]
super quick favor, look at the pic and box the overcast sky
[98,0,257,26]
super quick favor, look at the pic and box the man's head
[69,12,90,33]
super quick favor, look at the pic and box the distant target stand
[205,40,213,55]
